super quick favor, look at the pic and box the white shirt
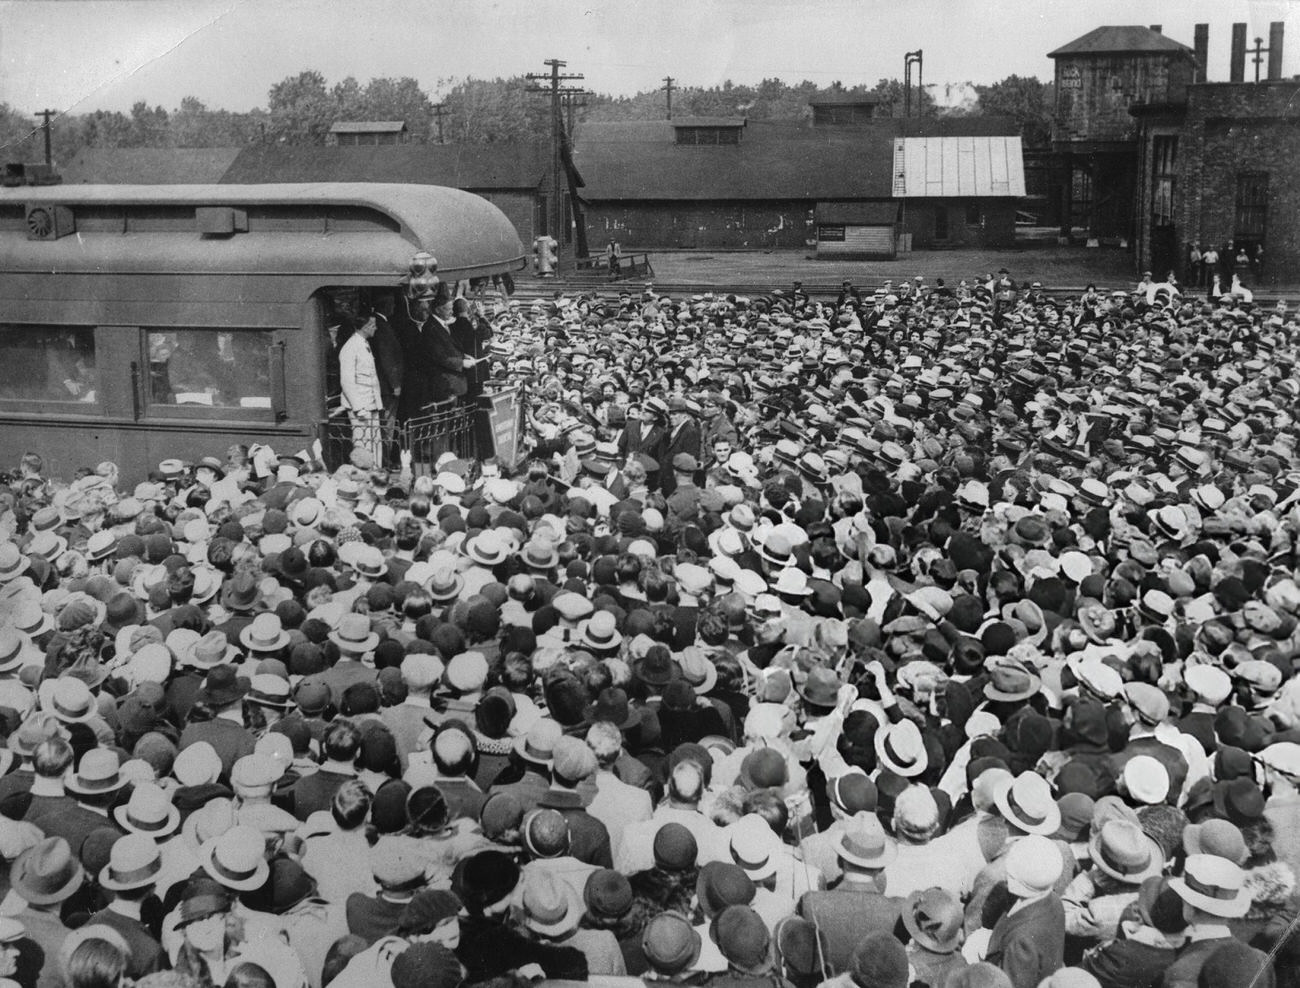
[339,332,381,412]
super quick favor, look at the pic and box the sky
[0,0,1297,116]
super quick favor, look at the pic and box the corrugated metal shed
[1049,26,1192,57]
[896,137,1026,198]
[59,148,244,185]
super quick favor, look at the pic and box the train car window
[0,325,97,404]
[146,329,273,409]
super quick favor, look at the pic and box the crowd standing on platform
[0,270,1297,988]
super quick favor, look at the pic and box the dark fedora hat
[583,687,642,731]
[197,665,249,708]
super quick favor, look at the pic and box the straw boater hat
[1170,853,1251,918]
[114,782,181,838]
[200,826,271,892]
[874,719,927,778]
[995,771,1062,836]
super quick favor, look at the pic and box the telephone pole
[527,58,584,257]
[431,103,446,144]
[663,76,675,119]
[37,109,56,166]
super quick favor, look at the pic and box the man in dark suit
[618,402,666,489]
[394,291,474,420]
[797,820,904,975]
[985,835,1066,988]
[177,666,256,779]
[291,720,362,821]
[659,398,701,496]
[30,748,127,858]
[450,297,493,400]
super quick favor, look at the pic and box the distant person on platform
[450,297,493,401]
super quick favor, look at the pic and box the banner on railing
[478,386,525,468]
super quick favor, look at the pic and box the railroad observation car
[0,183,525,480]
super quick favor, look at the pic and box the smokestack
[1268,22,1284,81]
[1149,25,1161,34]
[1230,22,1247,82]
[1194,24,1209,83]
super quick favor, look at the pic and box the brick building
[1131,23,1297,286]
[1048,25,1196,242]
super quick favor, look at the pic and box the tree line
[0,72,1054,164]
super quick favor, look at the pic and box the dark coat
[457,913,588,982]
[396,312,466,418]
[1082,934,1178,988]
[536,789,614,868]
[86,907,165,978]
[986,893,1066,988]
[178,718,256,781]
[344,892,406,945]
[31,804,125,859]
[660,421,702,495]
[1157,936,1236,988]
[450,313,492,396]
[797,887,904,975]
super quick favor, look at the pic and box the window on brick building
[1152,137,1177,226]
[1234,172,1268,244]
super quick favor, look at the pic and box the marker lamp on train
[405,252,440,299]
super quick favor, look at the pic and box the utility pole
[663,76,675,119]
[527,58,584,258]
[904,51,925,118]
[37,109,55,166]
[1248,37,1270,83]
[431,103,446,144]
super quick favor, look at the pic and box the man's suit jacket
[798,886,903,975]
[660,421,701,495]
[450,314,491,394]
[986,893,1066,988]
[178,717,256,781]
[395,311,465,418]
[31,804,124,859]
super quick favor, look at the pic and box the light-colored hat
[1004,834,1063,897]
[200,825,271,892]
[99,834,162,891]
[874,719,927,778]
[114,782,181,837]
[995,771,1062,836]
[1170,853,1251,918]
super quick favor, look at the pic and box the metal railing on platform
[319,399,478,475]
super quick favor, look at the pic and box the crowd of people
[0,269,1295,988]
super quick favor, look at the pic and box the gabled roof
[59,147,244,185]
[1049,26,1193,57]
[671,117,747,128]
[809,91,880,106]
[573,117,1020,202]
[330,120,407,133]
[220,143,549,190]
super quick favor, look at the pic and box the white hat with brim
[522,876,583,937]
[834,825,897,869]
[874,720,927,778]
[1171,854,1251,918]
[1089,820,1164,884]
[200,826,271,892]
[994,773,1062,836]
